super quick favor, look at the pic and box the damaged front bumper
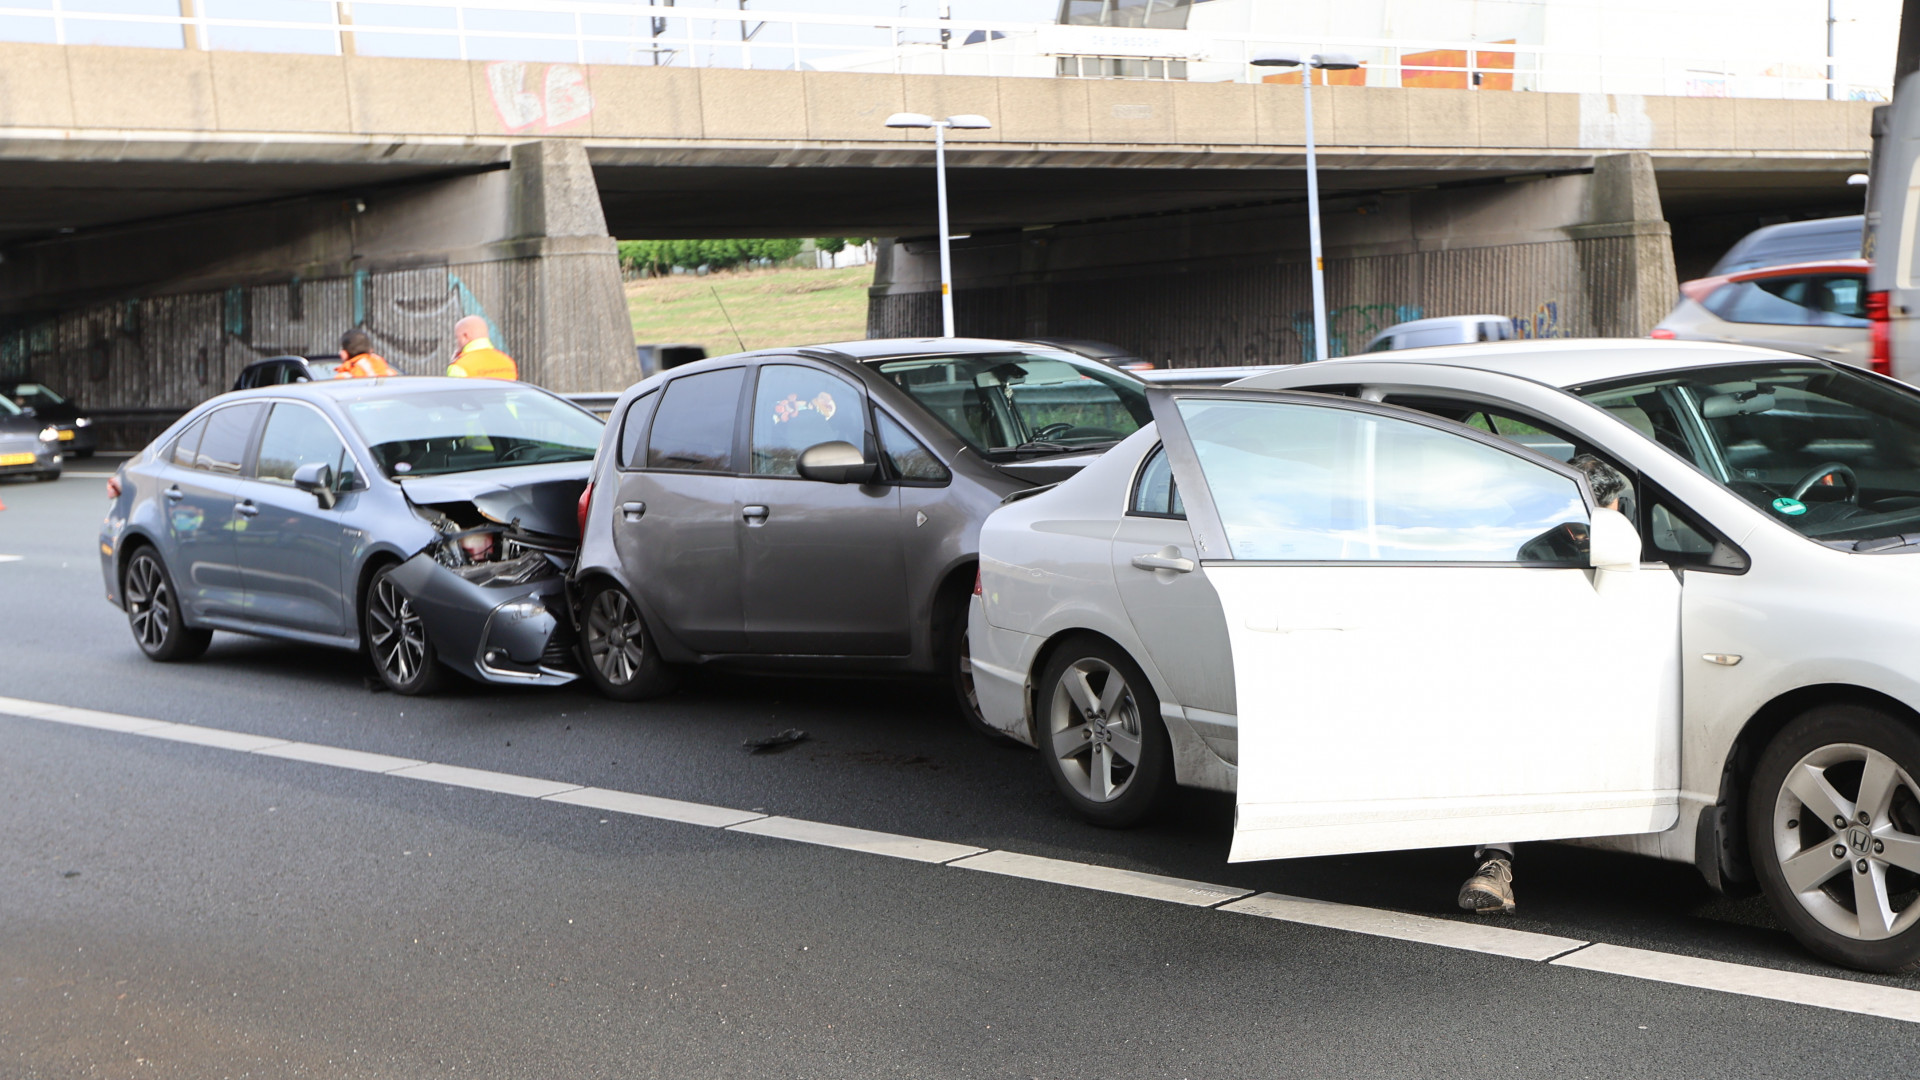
[387,551,580,687]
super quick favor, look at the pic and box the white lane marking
[8,696,1920,1024]
[0,555,22,563]
[728,815,986,864]
[949,849,1253,908]
[60,472,119,478]
[547,787,765,828]
[255,742,423,773]
[1553,943,1920,1023]
[139,722,291,753]
[1222,891,1587,962]
[387,762,582,800]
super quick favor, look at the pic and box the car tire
[943,597,1014,744]
[1036,637,1175,827]
[36,470,58,482]
[1748,703,1920,973]
[578,580,675,702]
[121,547,211,662]
[364,564,444,696]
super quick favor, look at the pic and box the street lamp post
[1251,51,1358,362]
[885,112,992,338]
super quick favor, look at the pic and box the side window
[192,404,263,476]
[169,415,209,468]
[1383,396,1581,463]
[1704,277,1825,327]
[1130,444,1186,518]
[647,368,744,472]
[876,411,950,483]
[1175,399,1589,564]
[255,403,350,486]
[617,389,659,469]
[751,364,868,476]
[1637,479,1749,573]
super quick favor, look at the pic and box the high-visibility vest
[448,338,518,381]
[334,352,398,379]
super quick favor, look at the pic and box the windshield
[7,382,66,407]
[0,394,19,417]
[1576,362,1920,545]
[344,386,603,479]
[871,350,1151,456]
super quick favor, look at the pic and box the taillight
[1649,328,1676,339]
[973,568,983,596]
[1868,290,1893,376]
[105,473,121,499]
[576,481,593,535]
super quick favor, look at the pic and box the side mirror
[1588,507,1640,572]
[17,405,34,418]
[292,462,338,509]
[796,440,878,485]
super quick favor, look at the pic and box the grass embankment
[625,264,874,354]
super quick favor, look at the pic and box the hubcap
[368,577,427,685]
[1773,743,1920,941]
[124,554,171,650]
[1047,657,1143,803]
[585,589,645,686]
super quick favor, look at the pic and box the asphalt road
[5,464,1920,1079]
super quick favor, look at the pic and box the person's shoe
[1457,857,1516,915]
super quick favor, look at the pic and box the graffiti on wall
[486,62,594,133]
[1291,303,1425,362]
[1511,300,1563,339]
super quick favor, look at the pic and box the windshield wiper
[1002,438,1117,455]
[1851,533,1920,552]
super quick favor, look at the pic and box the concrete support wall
[0,140,630,447]
[870,153,1677,365]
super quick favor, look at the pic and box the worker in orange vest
[334,328,398,379]
[447,316,518,380]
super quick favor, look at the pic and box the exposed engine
[414,501,572,587]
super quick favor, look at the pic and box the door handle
[1131,552,1194,573]
[164,486,184,502]
[621,501,646,521]
[235,500,259,518]
[742,504,769,524]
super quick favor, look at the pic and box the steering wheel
[1030,422,1074,440]
[498,444,541,463]
[1789,462,1859,503]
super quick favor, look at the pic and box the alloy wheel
[1771,742,1920,941]
[585,587,646,686]
[123,553,170,650]
[1047,657,1143,802]
[368,577,428,685]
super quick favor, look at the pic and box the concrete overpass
[0,43,1876,439]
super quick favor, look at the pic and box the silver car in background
[974,339,1920,973]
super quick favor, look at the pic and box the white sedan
[970,339,1920,973]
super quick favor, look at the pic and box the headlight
[38,426,58,442]
[496,598,548,620]
[74,417,91,428]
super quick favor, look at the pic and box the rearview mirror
[796,440,878,485]
[1588,507,1640,572]
[292,462,338,509]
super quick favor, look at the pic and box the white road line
[949,849,1253,907]
[1222,891,1587,962]
[1553,943,1920,1023]
[729,815,987,864]
[387,762,582,800]
[60,472,118,478]
[7,696,1920,1023]
[546,787,766,828]
[0,555,22,563]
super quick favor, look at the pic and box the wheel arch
[1023,626,1145,746]
[1709,683,1920,893]
[350,546,410,646]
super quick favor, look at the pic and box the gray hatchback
[571,339,1152,727]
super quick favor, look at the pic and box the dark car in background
[1709,214,1862,276]
[0,393,62,481]
[100,377,604,694]
[232,354,347,391]
[571,338,1153,729]
[0,379,96,457]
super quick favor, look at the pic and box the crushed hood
[398,461,591,540]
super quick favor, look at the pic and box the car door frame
[1146,385,1685,862]
[230,397,369,640]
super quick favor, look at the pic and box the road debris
[742,728,809,754]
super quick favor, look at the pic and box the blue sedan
[100,377,604,694]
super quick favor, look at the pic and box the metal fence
[0,1,1890,101]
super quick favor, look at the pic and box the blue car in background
[99,377,604,694]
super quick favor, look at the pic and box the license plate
[0,452,36,466]
[57,429,73,441]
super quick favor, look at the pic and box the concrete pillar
[1574,152,1679,338]
[0,139,633,445]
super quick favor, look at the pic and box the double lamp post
[889,53,1354,358]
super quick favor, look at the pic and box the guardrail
[0,1,1887,102]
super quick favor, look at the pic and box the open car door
[1149,388,1681,862]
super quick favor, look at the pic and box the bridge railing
[0,1,1889,102]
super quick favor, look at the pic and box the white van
[1363,314,1517,352]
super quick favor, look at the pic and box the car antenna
[710,285,747,353]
